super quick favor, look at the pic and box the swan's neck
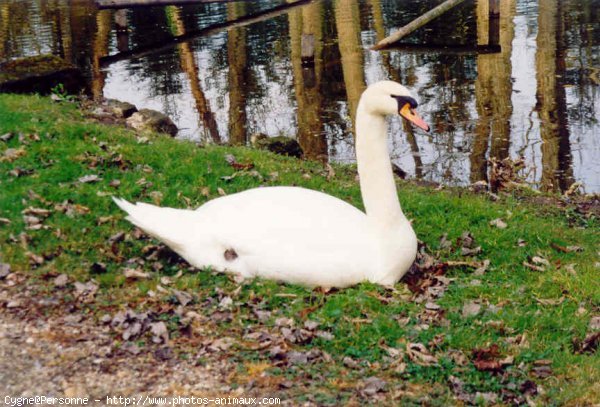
[356,107,406,225]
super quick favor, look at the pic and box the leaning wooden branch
[97,0,238,8]
[100,0,313,67]
[371,0,467,51]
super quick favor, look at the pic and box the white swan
[113,81,430,288]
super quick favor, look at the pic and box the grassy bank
[0,94,598,405]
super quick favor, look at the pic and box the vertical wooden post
[488,0,500,46]
[114,9,129,52]
[301,33,315,67]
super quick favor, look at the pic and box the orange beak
[400,103,430,132]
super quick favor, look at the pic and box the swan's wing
[186,186,376,286]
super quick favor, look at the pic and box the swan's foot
[232,274,246,284]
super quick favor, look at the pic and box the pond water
[1,0,599,192]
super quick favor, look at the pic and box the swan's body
[114,81,429,287]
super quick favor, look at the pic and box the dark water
[1,0,599,192]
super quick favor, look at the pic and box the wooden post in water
[371,0,466,50]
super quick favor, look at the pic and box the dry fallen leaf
[471,344,513,372]
[523,261,545,272]
[462,301,482,317]
[0,132,14,142]
[123,268,150,280]
[490,218,508,229]
[1,147,26,162]
[589,316,600,331]
[149,191,163,205]
[574,332,600,354]
[407,342,438,366]
[439,233,453,250]
[551,243,583,253]
[536,296,565,306]
[531,256,550,267]
[73,281,98,302]
[172,289,193,306]
[150,321,169,344]
[78,174,102,183]
[53,273,68,287]
[361,377,387,396]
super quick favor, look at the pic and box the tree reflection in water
[0,0,598,193]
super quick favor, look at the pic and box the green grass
[0,94,598,405]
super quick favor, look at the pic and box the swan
[113,81,430,288]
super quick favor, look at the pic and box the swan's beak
[400,104,430,132]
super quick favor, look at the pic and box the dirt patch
[0,281,251,405]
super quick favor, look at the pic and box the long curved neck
[355,106,405,225]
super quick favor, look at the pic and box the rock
[53,274,68,287]
[150,321,169,344]
[126,109,178,136]
[0,55,84,95]
[250,133,303,158]
[0,263,10,279]
[106,99,137,118]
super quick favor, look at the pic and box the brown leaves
[471,344,513,372]
[530,360,553,378]
[489,156,526,192]
[1,147,26,162]
[150,321,169,344]
[574,332,600,354]
[172,289,193,306]
[360,377,387,396]
[406,342,438,366]
[225,154,254,171]
[0,132,14,142]
[573,316,600,355]
[109,309,167,344]
[458,231,482,256]
[21,206,52,230]
[550,243,583,253]
[73,281,98,303]
[54,200,90,217]
[78,174,102,184]
[53,273,68,288]
[402,244,451,303]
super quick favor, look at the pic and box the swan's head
[359,81,430,132]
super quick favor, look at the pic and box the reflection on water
[0,0,598,192]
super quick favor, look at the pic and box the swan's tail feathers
[112,197,190,253]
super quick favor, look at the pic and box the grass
[0,93,598,405]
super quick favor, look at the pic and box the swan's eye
[391,95,418,109]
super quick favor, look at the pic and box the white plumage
[114,81,429,287]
